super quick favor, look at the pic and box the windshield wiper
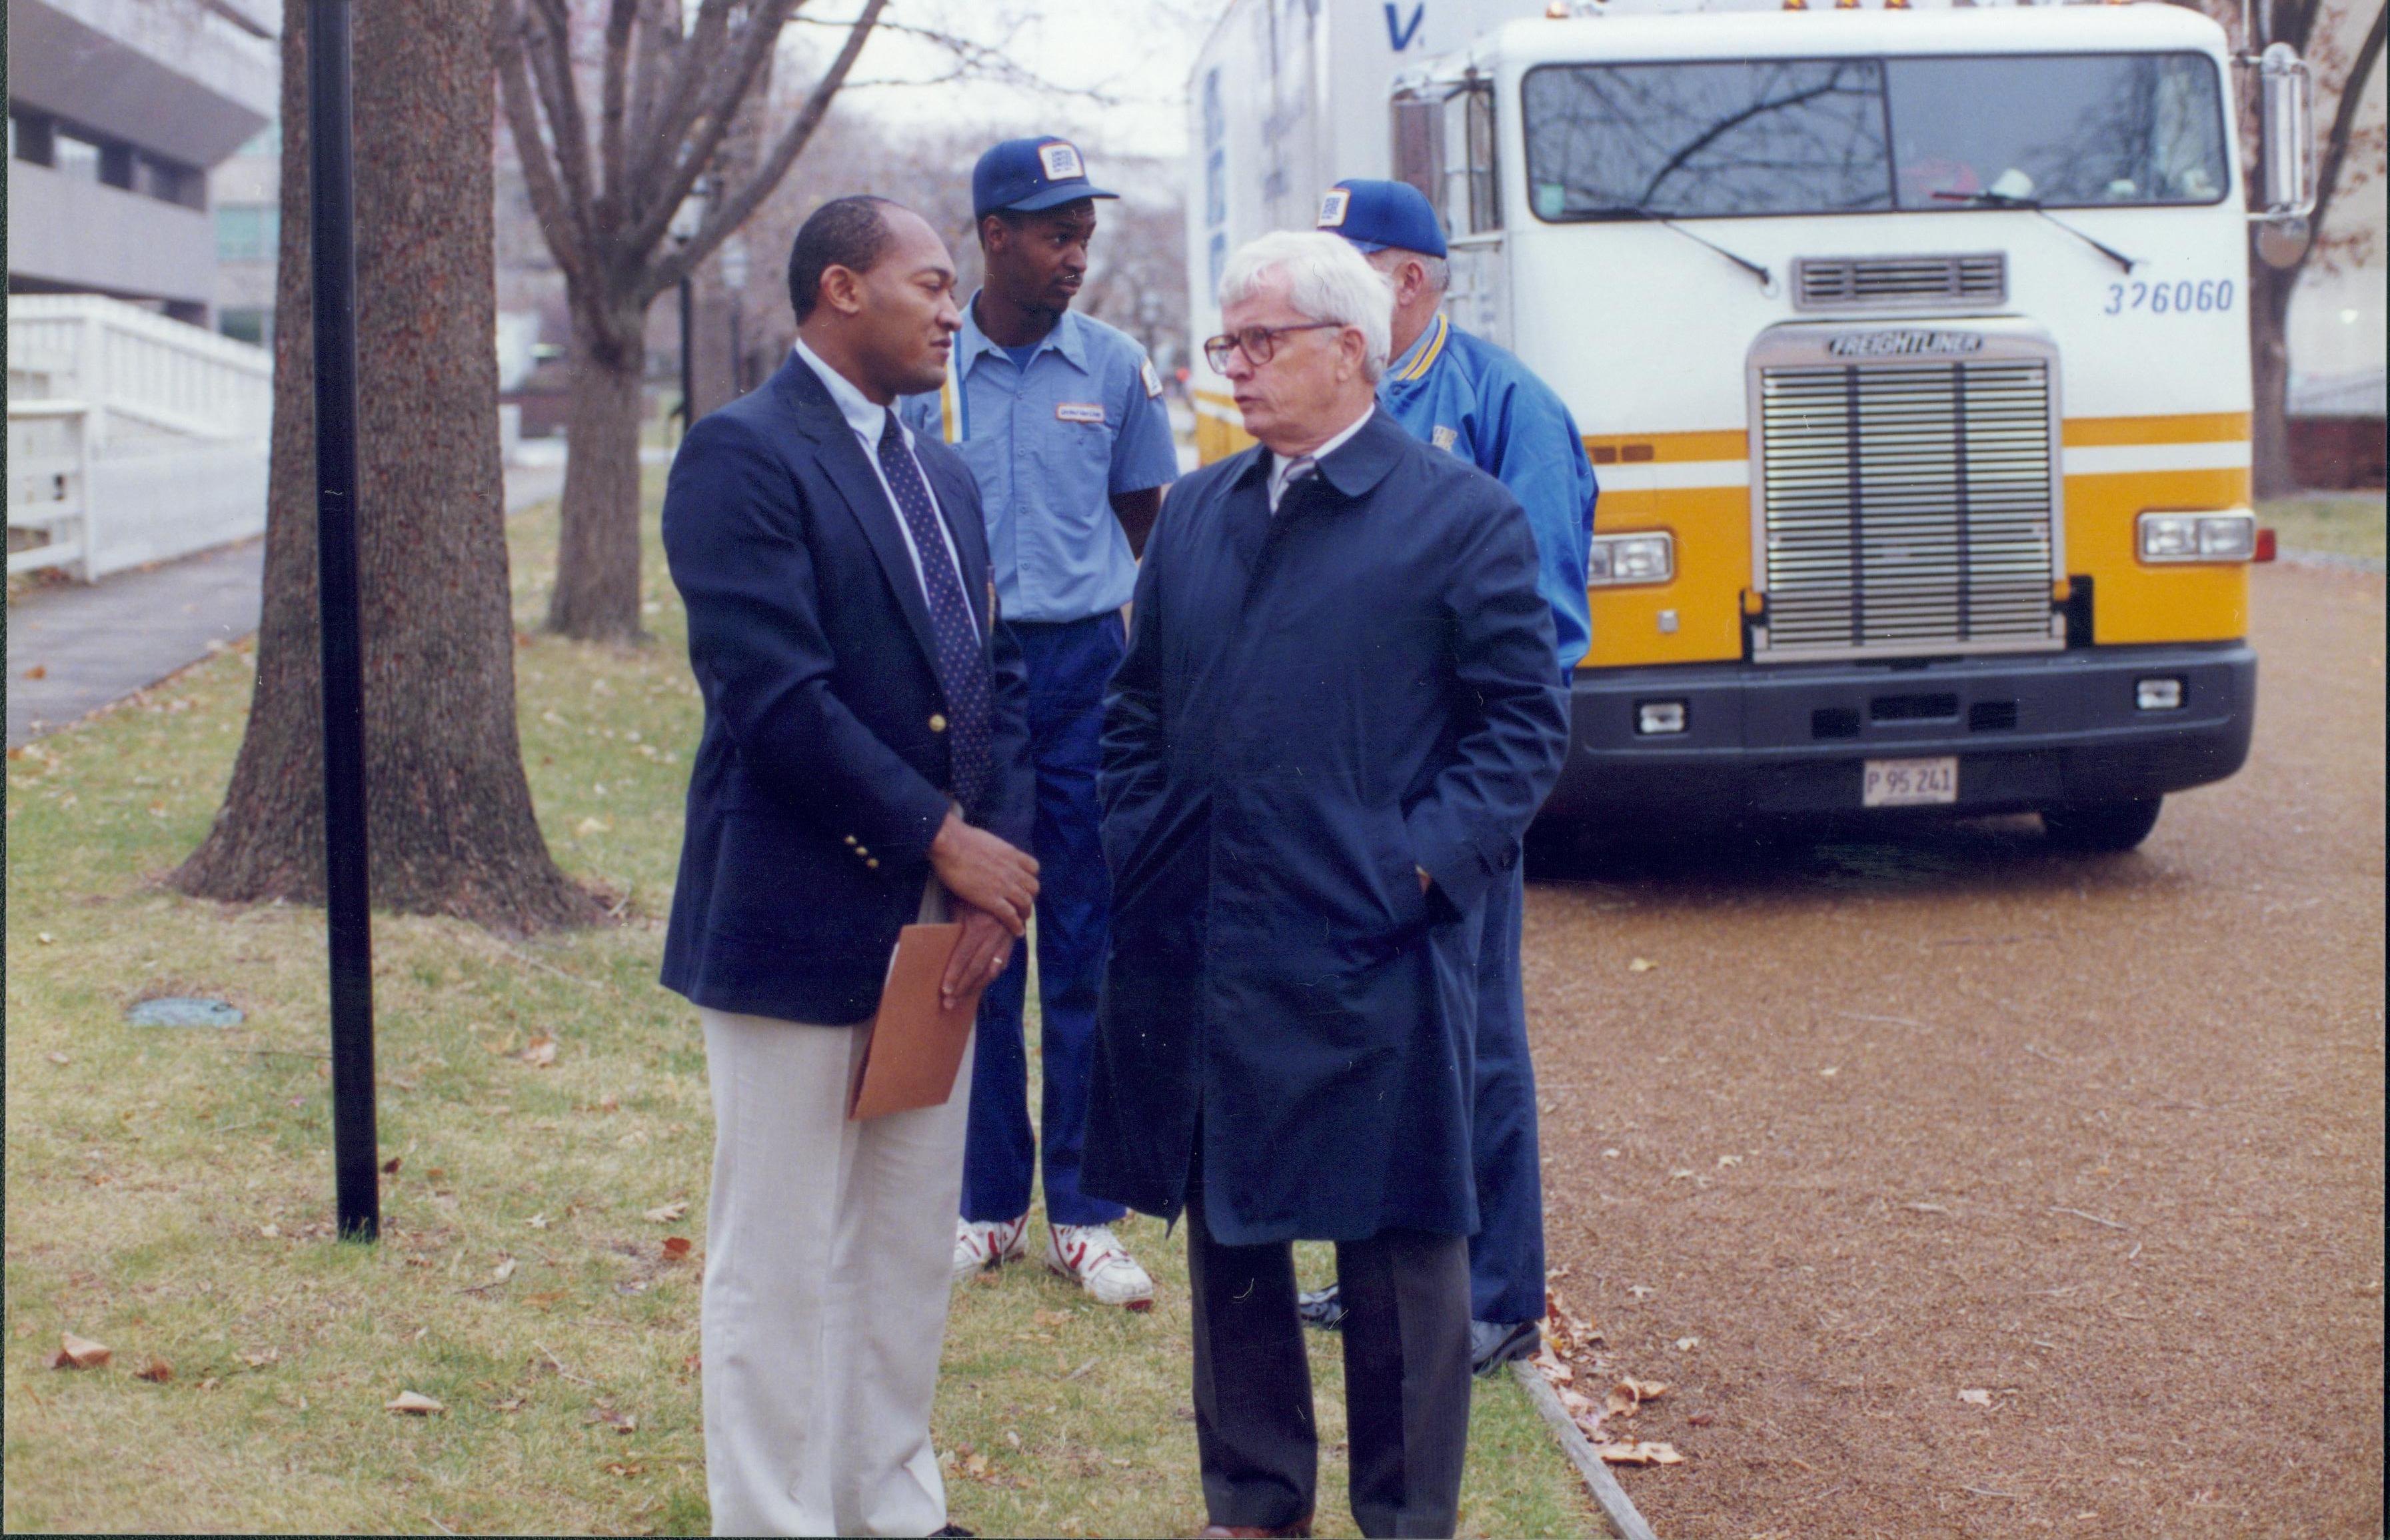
[1596,204,1774,292]
[1931,189,2141,275]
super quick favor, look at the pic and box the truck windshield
[1522,52,2228,221]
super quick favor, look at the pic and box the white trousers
[698,919,972,1534]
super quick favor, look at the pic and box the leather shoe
[1470,1317,1540,1378]
[1197,1519,1312,1537]
[1295,1283,1344,1331]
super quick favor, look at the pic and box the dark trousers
[1186,1161,1473,1537]
[960,612,1128,1228]
[1467,860,1546,1325]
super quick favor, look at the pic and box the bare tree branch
[624,0,744,197]
[624,0,806,257]
[646,0,888,299]
[2309,0,2388,247]
[522,0,600,248]
[494,0,593,284]
[626,0,682,157]
[790,13,1122,105]
[597,0,639,225]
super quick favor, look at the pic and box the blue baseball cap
[972,137,1118,221]
[1316,178,1447,259]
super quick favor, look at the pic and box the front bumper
[1540,642,2256,824]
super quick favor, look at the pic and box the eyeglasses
[1202,322,1343,372]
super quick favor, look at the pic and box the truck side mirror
[2255,41,2315,269]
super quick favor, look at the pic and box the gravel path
[1523,562,2385,1539]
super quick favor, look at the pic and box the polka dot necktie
[877,410,993,810]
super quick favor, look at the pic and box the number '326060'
[2105,279,2235,315]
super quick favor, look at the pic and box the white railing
[7,294,271,580]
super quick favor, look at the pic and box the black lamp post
[307,0,378,1242]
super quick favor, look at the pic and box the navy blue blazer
[1082,407,1570,1245]
[660,353,1034,1026]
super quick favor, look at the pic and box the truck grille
[1758,359,2060,660]
[1792,254,2006,311]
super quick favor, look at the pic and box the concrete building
[7,0,277,326]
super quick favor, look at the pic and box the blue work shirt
[1379,313,1598,676]
[898,299,1180,624]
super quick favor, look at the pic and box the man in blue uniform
[898,137,1180,1309]
[1303,177,1598,1375]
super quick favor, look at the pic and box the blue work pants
[1468,860,1546,1325]
[960,612,1128,1229]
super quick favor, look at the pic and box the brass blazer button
[929,713,948,732]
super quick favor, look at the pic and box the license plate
[1863,756,1958,807]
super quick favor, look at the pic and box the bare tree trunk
[545,322,650,642]
[2249,260,2298,498]
[177,0,602,933]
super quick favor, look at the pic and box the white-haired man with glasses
[1082,230,1568,1539]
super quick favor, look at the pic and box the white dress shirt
[1265,402,1376,513]
[792,336,977,636]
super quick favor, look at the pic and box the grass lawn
[2,484,1600,1537]
[2261,492,2387,562]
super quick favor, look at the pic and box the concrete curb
[2277,546,2387,575]
[1510,1359,1661,1540]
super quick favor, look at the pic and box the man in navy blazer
[660,195,1036,1538]
[1084,231,1568,1537]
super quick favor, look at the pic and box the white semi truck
[1186,0,2315,849]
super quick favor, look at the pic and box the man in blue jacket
[662,195,1036,1537]
[899,137,1178,1310]
[1306,178,1599,1379]
[1084,230,1568,1540]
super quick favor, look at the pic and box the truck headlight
[1590,531,1674,587]
[2139,509,2257,563]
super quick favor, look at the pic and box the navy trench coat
[1080,407,1569,1246]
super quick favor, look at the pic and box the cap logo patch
[1317,189,1351,228]
[1038,142,1085,180]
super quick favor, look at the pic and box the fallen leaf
[51,1332,111,1369]
[1607,1386,1638,1419]
[1596,1440,1685,1467]
[1620,1377,1673,1402]
[1559,1387,1599,1417]
[493,1257,518,1283]
[386,1390,446,1415]
[1531,1347,1574,1383]
[1959,1388,1995,1407]
[643,1201,688,1224]
[495,1397,527,1412]
[135,1357,173,1383]
[604,1461,643,1477]
[662,1236,692,1259]
[1688,1410,1717,1427]
[258,1223,281,1239]
[36,932,55,946]
[1675,1336,1701,1352]
[427,1167,447,1181]
[1819,1066,1841,1078]
[47,1052,69,1065]
[519,1035,559,1068]
[586,1405,637,1433]
[1717,1154,1742,1167]
[1033,1309,1075,1327]
[574,816,610,837]
[526,1213,551,1229]
[1628,957,1656,973]
[964,1451,990,1477]
[381,1156,402,1174]
[24,664,47,679]
[525,1290,567,1308]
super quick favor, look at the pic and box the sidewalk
[5,461,570,748]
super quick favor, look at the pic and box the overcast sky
[826,0,1226,161]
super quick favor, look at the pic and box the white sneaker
[953,1214,1030,1283]
[1045,1223,1155,1310]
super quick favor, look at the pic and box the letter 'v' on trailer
[1185,0,2317,852]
